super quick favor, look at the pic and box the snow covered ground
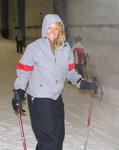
[0,38,119,150]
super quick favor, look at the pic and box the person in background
[16,29,24,53]
[12,14,97,150]
[72,36,89,79]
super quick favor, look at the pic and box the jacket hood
[41,14,64,38]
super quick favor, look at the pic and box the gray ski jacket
[14,14,82,100]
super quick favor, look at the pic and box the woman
[12,14,97,150]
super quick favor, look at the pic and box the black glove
[80,79,98,93]
[89,81,98,93]
[12,89,25,113]
[80,79,90,89]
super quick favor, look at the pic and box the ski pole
[84,90,95,150]
[17,109,27,150]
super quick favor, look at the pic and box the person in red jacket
[72,36,89,78]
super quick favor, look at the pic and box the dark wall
[17,0,25,46]
[1,0,9,38]
[53,0,71,43]
[53,0,67,25]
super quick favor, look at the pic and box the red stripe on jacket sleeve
[68,63,75,71]
[16,63,34,71]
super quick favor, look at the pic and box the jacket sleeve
[66,46,83,87]
[14,44,34,90]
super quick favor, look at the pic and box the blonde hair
[51,22,66,50]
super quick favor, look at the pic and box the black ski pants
[75,64,85,78]
[27,95,65,150]
[16,40,23,52]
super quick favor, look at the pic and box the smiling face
[47,22,62,44]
